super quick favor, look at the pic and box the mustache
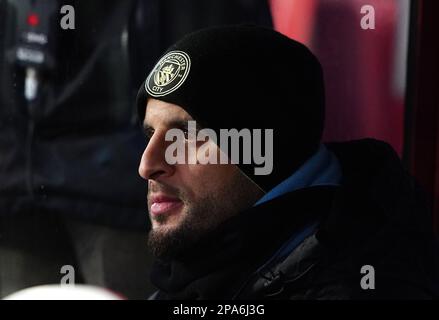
[148,181,181,198]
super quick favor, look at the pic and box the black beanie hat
[136,25,325,192]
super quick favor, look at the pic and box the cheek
[179,162,237,198]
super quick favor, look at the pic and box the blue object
[255,144,342,206]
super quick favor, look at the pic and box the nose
[138,131,175,180]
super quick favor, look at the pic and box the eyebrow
[143,119,193,131]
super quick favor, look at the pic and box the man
[136,25,439,299]
[0,1,271,298]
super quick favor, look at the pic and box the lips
[149,194,183,216]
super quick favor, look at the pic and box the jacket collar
[255,145,342,206]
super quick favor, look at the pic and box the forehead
[144,98,192,126]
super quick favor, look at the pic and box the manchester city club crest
[145,51,191,97]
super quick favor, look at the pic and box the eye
[182,128,190,139]
[179,122,200,140]
[144,127,155,139]
[181,127,199,140]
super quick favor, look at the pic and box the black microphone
[6,0,59,104]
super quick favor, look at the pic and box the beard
[147,171,263,259]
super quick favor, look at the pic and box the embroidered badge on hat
[145,50,191,97]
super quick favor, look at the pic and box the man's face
[139,98,264,258]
